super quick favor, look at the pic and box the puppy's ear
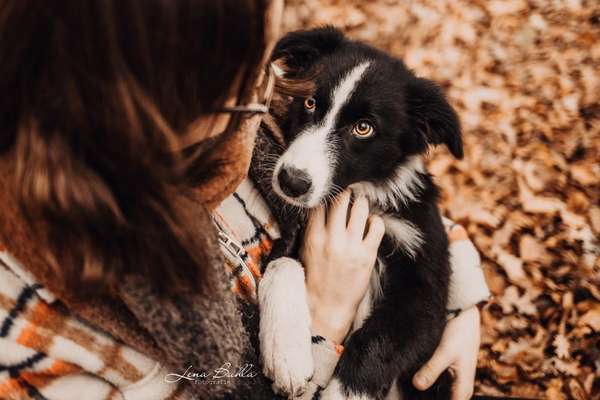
[407,78,463,159]
[272,26,344,74]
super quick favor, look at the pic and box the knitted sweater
[0,177,489,400]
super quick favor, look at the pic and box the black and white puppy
[253,27,463,400]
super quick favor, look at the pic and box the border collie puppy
[251,27,463,400]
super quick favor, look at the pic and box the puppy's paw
[292,382,320,400]
[320,378,375,400]
[259,257,314,398]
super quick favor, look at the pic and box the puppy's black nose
[277,167,312,197]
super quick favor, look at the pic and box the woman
[0,1,489,399]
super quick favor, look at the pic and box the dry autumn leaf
[578,306,600,331]
[553,334,571,360]
[519,235,551,263]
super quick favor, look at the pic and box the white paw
[321,378,374,400]
[259,257,314,398]
[292,382,320,400]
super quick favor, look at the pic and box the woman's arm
[303,191,385,343]
[301,191,384,396]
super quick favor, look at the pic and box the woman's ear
[407,77,463,159]
[272,26,345,75]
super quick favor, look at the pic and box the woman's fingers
[451,365,475,400]
[412,342,453,390]
[347,195,370,239]
[307,203,326,232]
[414,307,480,398]
[326,190,352,235]
[305,203,326,244]
[447,224,469,241]
[364,215,385,249]
[452,315,479,400]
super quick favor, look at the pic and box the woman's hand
[413,306,481,400]
[302,190,385,344]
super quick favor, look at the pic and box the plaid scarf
[0,248,188,400]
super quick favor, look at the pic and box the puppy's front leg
[320,318,449,400]
[320,258,450,400]
[259,257,314,398]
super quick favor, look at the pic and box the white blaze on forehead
[319,61,372,136]
[273,61,372,207]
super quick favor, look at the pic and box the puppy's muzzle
[277,166,312,198]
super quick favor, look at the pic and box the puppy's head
[271,27,462,208]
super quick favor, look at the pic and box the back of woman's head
[0,0,268,297]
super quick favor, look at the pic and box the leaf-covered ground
[284,1,600,398]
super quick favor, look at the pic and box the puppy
[251,27,463,400]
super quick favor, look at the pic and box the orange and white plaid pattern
[0,249,187,400]
[214,179,282,304]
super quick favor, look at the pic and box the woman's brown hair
[0,0,268,297]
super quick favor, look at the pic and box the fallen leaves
[284,0,600,398]
[498,285,538,316]
[519,235,551,264]
[518,176,566,214]
[571,164,599,187]
[553,334,571,360]
[579,305,600,332]
[493,246,527,283]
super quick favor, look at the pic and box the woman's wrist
[308,296,355,344]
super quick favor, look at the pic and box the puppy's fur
[251,27,462,400]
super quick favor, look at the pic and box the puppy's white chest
[380,215,424,259]
[351,258,386,333]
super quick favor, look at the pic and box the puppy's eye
[304,97,316,111]
[352,120,374,138]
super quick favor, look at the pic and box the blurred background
[283,1,599,399]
